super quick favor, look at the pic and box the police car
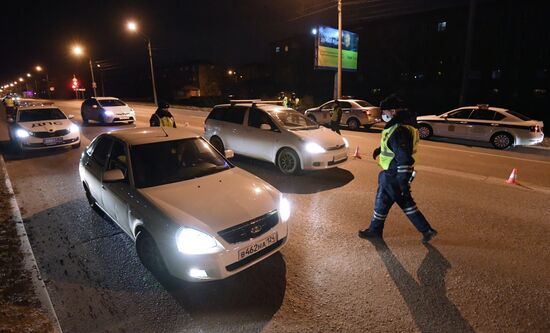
[8,104,80,151]
[417,105,544,149]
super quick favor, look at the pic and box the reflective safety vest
[331,106,342,122]
[379,124,419,170]
[156,114,175,127]
[4,98,14,107]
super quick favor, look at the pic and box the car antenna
[160,126,169,137]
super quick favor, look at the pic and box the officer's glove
[397,173,412,196]
[372,147,381,160]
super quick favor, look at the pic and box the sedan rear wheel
[347,118,360,130]
[491,132,513,150]
[277,148,301,175]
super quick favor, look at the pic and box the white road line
[344,132,550,165]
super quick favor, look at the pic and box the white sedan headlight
[15,129,30,138]
[104,110,114,117]
[342,137,349,148]
[305,142,326,154]
[69,124,79,133]
[176,227,218,254]
[279,195,291,222]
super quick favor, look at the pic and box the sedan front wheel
[277,148,301,175]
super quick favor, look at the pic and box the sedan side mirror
[224,149,235,159]
[68,114,75,119]
[260,123,272,131]
[103,168,125,183]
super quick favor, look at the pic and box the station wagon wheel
[81,112,88,125]
[347,118,360,130]
[136,230,169,278]
[491,132,513,150]
[277,148,301,175]
[418,124,433,139]
[210,136,225,156]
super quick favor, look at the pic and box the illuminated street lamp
[126,20,158,105]
[71,44,97,97]
[18,77,24,82]
[35,65,43,72]
[26,73,31,77]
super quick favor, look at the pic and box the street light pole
[147,39,158,105]
[337,0,342,100]
[88,58,97,97]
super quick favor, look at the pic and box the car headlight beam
[15,129,30,138]
[69,124,79,133]
[104,110,114,117]
[343,137,349,148]
[305,142,326,154]
[279,195,291,222]
[176,227,218,254]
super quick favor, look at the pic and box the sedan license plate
[43,137,63,145]
[238,232,278,261]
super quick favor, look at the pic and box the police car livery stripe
[419,120,532,130]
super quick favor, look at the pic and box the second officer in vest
[150,100,177,128]
[359,95,437,243]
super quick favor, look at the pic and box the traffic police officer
[4,95,16,118]
[150,100,177,128]
[359,94,437,243]
[330,100,343,134]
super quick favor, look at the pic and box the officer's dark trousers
[330,121,341,135]
[368,171,432,235]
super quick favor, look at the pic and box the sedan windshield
[19,108,66,122]
[131,138,231,188]
[355,100,373,107]
[271,109,318,130]
[98,99,126,107]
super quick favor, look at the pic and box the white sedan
[204,101,349,174]
[80,97,136,124]
[79,127,289,281]
[8,104,80,151]
[417,105,544,149]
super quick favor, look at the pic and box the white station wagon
[79,127,289,281]
[417,105,544,149]
[204,101,349,174]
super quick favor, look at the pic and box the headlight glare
[305,142,326,154]
[176,228,217,254]
[343,137,349,148]
[104,110,114,117]
[279,195,291,222]
[15,129,30,138]
[69,124,79,133]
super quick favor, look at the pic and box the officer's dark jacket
[149,108,176,128]
[383,110,416,184]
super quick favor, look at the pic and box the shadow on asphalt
[25,198,286,332]
[368,239,475,333]
[0,142,78,161]
[230,155,355,194]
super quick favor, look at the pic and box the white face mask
[382,113,393,123]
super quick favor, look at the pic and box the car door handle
[459,121,468,124]
[490,123,499,126]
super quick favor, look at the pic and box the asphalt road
[2,100,550,332]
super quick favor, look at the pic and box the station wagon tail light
[529,125,541,133]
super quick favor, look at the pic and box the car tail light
[530,125,541,133]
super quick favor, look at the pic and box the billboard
[315,25,359,71]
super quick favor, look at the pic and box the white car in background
[8,104,80,151]
[79,127,289,281]
[304,99,381,130]
[80,97,136,124]
[417,105,544,149]
[204,100,349,175]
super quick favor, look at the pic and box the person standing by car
[150,100,176,128]
[330,100,343,134]
[3,95,16,118]
[358,94,437,244]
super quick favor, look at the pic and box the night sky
[0,0,469,86]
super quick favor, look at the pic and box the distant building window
[371,88,381,94]
[492,69,502,80]
[284,45,289,52]
[437,21,447,32]
[533,89,547,96]
[275,46,280,53]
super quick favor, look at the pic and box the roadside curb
[0,155,63,333]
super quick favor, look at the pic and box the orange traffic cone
[353,146,362,159]
[506,168,518,185]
